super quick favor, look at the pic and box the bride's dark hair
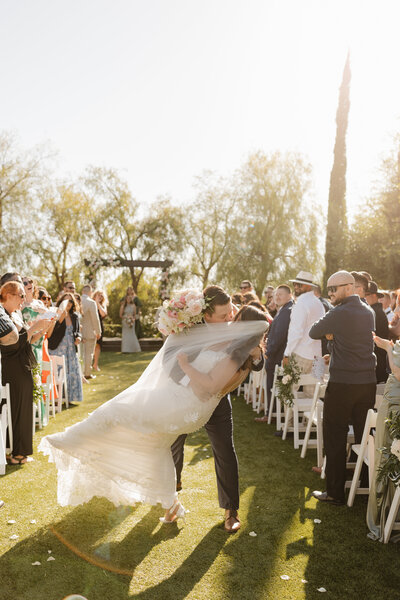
[229,305,268,370]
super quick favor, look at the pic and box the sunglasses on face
[327,283,348,294]
[13,293,26,298]
[23,280,33,286]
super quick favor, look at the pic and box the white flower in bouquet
[282,374,292,385]
[390,438,400,461]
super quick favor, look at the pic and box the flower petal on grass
[48,550,52,553]
[249,531,257,537]
[30,519,37,524]
[31,561,41,566]
[302,579,308,583]
[317,588,327,592]
[9,534,19,540]
[47,556,55,561]
[7,519,16,524]
[280,575,290,580]
[314,518,322,524]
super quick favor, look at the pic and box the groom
[171,285,263,533]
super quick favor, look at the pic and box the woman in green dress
[21,277,47,364]
[367,334,400,542]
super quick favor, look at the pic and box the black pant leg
[171,434,187,485]
[204,395,239,510]
[323,382,352,502]
[351,383,376,487]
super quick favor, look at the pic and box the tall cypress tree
[324,52,351,282]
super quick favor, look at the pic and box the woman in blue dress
[48,293,83,404]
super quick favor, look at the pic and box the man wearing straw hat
[283,270,325,378]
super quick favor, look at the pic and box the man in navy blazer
[256,285,293,421]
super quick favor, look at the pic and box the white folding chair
[282,374,321,450]
[0,384,11,475]
[41,360,56,422]
[252,368,265,413]
[384,486,400,544]
[300,396,324,467]
[268,365,284,430]
[347,409,377,507]
[33,399,42,433]
[50,355,69,411]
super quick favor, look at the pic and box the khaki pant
[292,353,314,396]
[83,338,97,377]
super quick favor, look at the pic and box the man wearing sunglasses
[309,270,376,505]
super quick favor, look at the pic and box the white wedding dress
[39,321,267,509]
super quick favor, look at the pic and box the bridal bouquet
[276,355,302,407]
[124,315,135,328]
[157,289,207,336]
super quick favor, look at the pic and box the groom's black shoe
[176,481,182,492]
[224,509,241,533]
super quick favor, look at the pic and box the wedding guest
[283,270,324,377]
[351,271,370,304]
[231,293,243,307]
[0,281,53,464]
[248,301,273,323]
[38,288,53,308]
[92,289,108,371]
[242,292,259,305]
[310,270,376,505]
[239,280,255,294]
[0,272,22,287]
[57,280,76,301]
[120,289,141,353]
[255,285,293,422]
[81,285,101,379]
[390,290,398,312]
[379,292,395,323]
[367,335,400,542]
[48,293,83,403]
[365,281,389,383]
[21,277,47,364]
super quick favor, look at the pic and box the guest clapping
[48,294,83,403]
[92,289,108,371]
[0,282,53,465]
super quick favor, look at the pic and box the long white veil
[89,320,267,432]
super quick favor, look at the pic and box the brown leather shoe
[224,509,241,533]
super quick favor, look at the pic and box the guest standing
[0,282,52,464]
[48,293,83,403]
[365,281,389,383]
[310,271,376,505]
[92,289,108,371]
[120,289,141,353]
[81,285,101,379]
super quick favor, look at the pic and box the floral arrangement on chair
[157,289,207,336]
[32,363,44,405]
[378,410,400,487]
[276,355,302,407]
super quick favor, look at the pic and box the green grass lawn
[1,352,399,600]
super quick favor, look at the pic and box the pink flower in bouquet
[188,300,203,316]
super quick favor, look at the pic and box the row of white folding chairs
[0,384,12,474]
[33,355,69,433]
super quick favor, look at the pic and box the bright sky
[1,0,399,220]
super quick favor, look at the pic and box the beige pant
[83,338,97,377]
[292,353,314,396]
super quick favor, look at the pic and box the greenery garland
[276,355,302,407]
[32,363,44,406]
[378,410,400,487]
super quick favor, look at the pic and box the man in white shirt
[283,270,325,376]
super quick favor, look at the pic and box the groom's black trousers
[171,395,239,510]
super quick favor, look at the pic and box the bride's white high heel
[159,500,186,524]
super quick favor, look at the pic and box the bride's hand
[177,353,189,370]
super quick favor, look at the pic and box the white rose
[282,375,292,385]
[390,438,400,461]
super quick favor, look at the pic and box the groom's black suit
[171,359,263,511]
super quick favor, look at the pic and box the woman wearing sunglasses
[0,281,53,465]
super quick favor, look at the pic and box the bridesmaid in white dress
[39,305,267,523]
[120,290,141,353]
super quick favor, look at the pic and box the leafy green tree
[84,167,184,291]
[30,184,92,294]
[324,52,351,281]
[217,151,321,295]
[182,171,236,288]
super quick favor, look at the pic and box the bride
[39,290,268,523]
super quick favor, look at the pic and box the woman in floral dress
[48,293,83,403]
